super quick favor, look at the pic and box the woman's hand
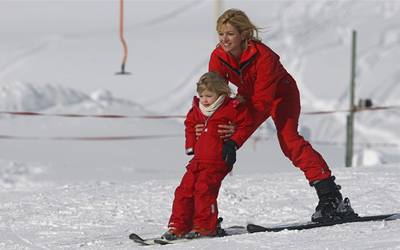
[195,124,205,138]
[195,123,236,140]
[218,122,236,140]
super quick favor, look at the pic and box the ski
[129,213,400,245]
[129,225,247,246]
[247,212,400,233]
[128,233,159,246]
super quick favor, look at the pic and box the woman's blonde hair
[217,9,261,42]
[196,72,231,96]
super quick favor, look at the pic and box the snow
[353,148,386,167]
[1,0,400,249]
[1,166,400,249]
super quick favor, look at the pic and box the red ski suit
[209,40,331,183]
[168,96,253,235]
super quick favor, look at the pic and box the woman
[204,8,356,222]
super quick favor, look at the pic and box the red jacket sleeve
[184,107,197,152]
[230,102,254,148]
[209,50,227,77]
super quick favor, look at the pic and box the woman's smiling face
[218,22,244,58]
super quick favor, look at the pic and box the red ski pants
[168,161,229,234]
[252,80,331,183]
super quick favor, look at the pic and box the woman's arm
[229,104,254,148]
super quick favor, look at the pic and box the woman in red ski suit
[206,9,356,222]
[164,72,253,239]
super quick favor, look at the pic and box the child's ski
[129,225,247,246]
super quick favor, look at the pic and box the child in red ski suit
[162,72,253,240]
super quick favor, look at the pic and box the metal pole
[116,0,130,75]
[214,0,223,41]
[215,0,223,21]
[345,30,357,167]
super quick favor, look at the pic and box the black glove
[222,139,237,169]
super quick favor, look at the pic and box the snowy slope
[1,0,400,249]
[1,166,400,249]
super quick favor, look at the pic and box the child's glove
[222,139,237,169]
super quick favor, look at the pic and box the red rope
[0,111,185,119]
[1,105,399,119]
[0,134,182,141]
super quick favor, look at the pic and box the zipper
[197,99,227,133]
[218,54,256,85]
[204,116,210,132]
[194,105,213,133]
[239,69,244,85]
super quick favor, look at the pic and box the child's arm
[184,107,197,155]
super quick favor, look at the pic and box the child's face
[199,89,219,107]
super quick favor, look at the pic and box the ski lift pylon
[116,0,130,75]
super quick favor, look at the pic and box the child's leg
[167,163,197,235]
[192,163,229,235]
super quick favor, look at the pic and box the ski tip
[129,233,144,242]
[386,213,400,220]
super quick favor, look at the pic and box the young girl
[162,72,253,240]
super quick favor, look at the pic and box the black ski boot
[311,176,357,222]
[216,217,226,237]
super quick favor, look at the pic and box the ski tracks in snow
[2,227,50,250]
[281,1,400,147]
[0,36,62,82]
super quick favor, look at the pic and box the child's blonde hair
[196,72,230,96]
[217,9,261,42]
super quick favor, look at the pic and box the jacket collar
[214,40,259,69]
[192,96,230,110]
